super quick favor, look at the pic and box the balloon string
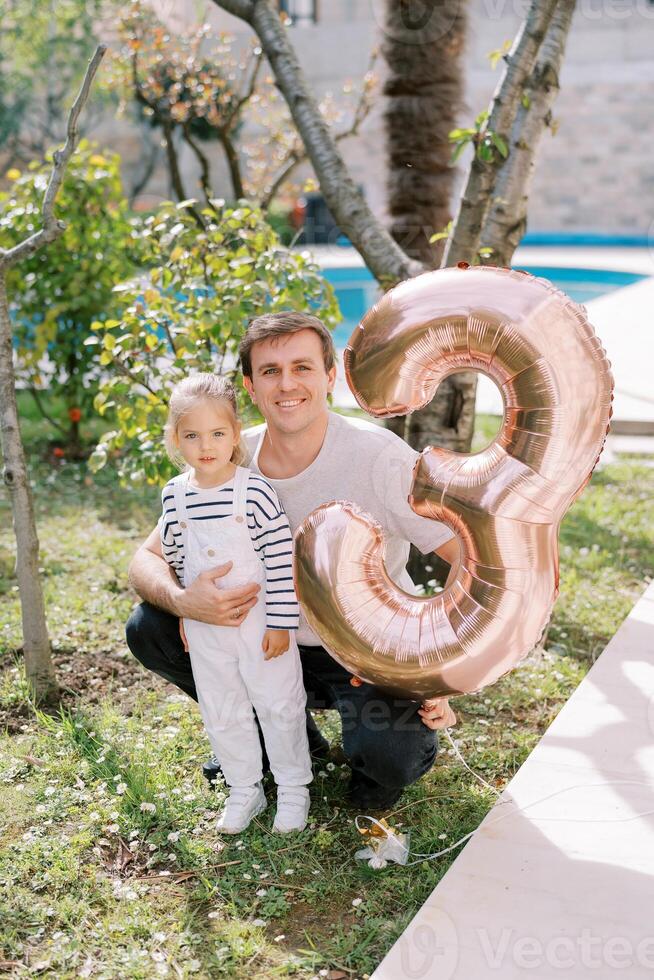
[356,727,654,868]
[442,727,503,799]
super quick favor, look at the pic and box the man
[126,311,458,810]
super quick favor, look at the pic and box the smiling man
[126,311,458,810]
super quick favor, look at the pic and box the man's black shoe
[202,756,223,788]
[308,729,330,762]
[347,770,403,811]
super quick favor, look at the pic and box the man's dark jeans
[125,602,438,793]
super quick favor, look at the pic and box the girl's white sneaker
[216,783,266,834]
[273,786,310,833]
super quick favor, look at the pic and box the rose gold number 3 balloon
[294,267,614,699]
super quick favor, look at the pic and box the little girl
[160,373,312,834]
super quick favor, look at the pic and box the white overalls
[173,466,312,789]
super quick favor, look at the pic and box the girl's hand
[263,629,290,661]
[179,619,189,653]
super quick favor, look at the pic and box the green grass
[1,399,653,977]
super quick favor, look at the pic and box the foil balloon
[293,266,614,700]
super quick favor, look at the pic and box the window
[279,0,318,25]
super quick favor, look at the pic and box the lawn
[1,398,652,978]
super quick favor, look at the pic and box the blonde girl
[160,373,311,833]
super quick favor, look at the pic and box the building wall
[111,0,654,237]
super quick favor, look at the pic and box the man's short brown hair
[239,311,336,379]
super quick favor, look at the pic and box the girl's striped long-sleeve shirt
[158,471,300,631]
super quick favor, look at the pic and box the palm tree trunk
[383,1,475,454]
[383,0,466,267]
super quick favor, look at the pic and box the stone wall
[99,0,654,238]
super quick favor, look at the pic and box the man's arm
[128,525,261,626]
[127,525,186,616]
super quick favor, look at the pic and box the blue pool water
[324,265,646,349]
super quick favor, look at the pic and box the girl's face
[175,398,240,486]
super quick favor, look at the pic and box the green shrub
[1,140,138,451]
[90,197,339,484]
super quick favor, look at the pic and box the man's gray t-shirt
[243,411,454,646]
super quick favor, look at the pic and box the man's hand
[418,697,457,730]
[128,527,260,626]
[350,677,456,730]
[262,628,290,661]
[178,562,261,627]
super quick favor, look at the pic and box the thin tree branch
[260,147,303,209]
[480,1,577,267]
[217,0,254,18]
[28,385,67,435]
[345,48,378,135]
[0,45,107,270]
[443,0,559,266]
[224,46,265,132]
[162,323,179,358]
[128,128,161,205]
[211,0,421,284]
[131,51,205,227]
[260,49,378,209]
[112,357,159,398]
[182,123,213,205]
[0,45,107,702]
[217,129,245,200]
[162,121,188,202]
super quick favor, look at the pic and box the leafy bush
[90,197,339,484]
[0,140,137,450]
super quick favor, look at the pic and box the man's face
[243,329,336,436]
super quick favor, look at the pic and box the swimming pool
[324,265,646,349]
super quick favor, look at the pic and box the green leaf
[88,447,107,472]
[86,194,340,485]
[429,220,453,244]
[477,142,494,163]
[448,127,475,141]
[490,133,509,158]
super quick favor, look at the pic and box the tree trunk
[0,44,106,702]
[481,1,576,267]
[162,121,188,202]
[213,0,423,285]
[443,0,559,266]
[212,0,574,453]
[383,0,466,268]
[0,272,58,702]
[217,129,245,200]
[382,0,474,453]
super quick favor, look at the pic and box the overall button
[180,521,187,528]
[235,516,244,523]
[207,549,215,556]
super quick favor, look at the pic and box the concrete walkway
[372,582,654,980]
